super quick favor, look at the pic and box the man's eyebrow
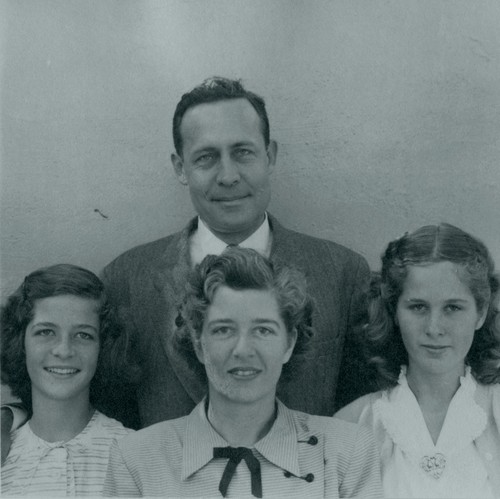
[191,146,218,154]
[232,141,257,148]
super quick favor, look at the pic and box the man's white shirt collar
[190,213,272,266]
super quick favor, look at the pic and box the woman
[103,247,382,498]
[335,224,500,498]
[1,264,137,496]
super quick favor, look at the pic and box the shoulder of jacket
[104,228,187,273]
[273,224,367,265]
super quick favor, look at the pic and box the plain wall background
[1,0,500,400]
[2,0,499,300]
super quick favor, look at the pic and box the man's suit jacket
[102,215,371,429]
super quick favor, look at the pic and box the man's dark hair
[172,77,270,155]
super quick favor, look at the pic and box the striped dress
[1,410,132,496]
[103,399,382,498]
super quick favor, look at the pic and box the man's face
[172,98,277,244]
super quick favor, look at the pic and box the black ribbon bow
[213,446,262,498]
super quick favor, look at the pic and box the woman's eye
[76,331,96,340]
[255,326,274,336]
[445,304,462,312]
[409,304,426,313]
[35,329,54,336]
[212,326,232,336]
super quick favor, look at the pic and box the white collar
[190,213,272,266]
[374,366,487,456]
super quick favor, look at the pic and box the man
[1,77,371,443]
[101,77,371,429]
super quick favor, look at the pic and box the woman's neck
[30,395,94,443]
[207,395,276,447]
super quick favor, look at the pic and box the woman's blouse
[337,367,499,499]
[1,410,132,497]
[103,398,382,498]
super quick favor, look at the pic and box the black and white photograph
[1,1,499,497]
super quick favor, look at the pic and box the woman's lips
[44,367,80,375]
[227,367,261,379]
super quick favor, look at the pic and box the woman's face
[195,285,296,408]
[396,261,486,379]
[25,295,101,407]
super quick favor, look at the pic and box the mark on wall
[94,209,109,219]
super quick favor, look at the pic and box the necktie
[213,446,262,498]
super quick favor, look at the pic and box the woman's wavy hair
[1,264,138,417]
[365,223,500,388]
[174,247,314,387]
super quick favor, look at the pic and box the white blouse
[1,410,132,497]
[361,367,496,499]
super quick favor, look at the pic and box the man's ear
[266,140,278,172]
[171,153,188,185]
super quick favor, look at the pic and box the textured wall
[1,0,499,303]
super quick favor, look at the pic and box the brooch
[420,453,446,479]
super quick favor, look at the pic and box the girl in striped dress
[1,264,137,496]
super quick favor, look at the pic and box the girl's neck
[406,365,465,445]
[207,395,276,447]
[406,365,464,406]
[30,396,94,443]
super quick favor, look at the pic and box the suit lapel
[268,213,306,267]
[153,214,302,407]
[153,218,207,404]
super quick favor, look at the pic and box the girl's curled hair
[364,223,500,388]
[1,264,139,417]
